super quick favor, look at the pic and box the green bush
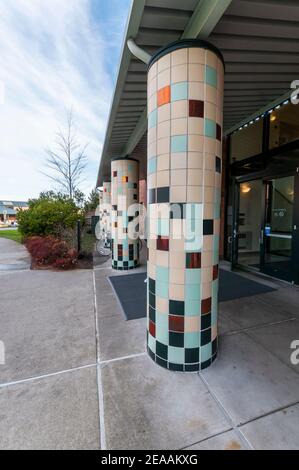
[17,195,83,238]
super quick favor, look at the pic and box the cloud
[0,0,130,200]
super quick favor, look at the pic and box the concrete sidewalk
[94,261,299,450]
[0,238,30,271]
[0,269,100,450]
[1,257,299,449]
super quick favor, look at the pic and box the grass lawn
[0,229,22,243]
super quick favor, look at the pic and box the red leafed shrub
[26,236,78,269]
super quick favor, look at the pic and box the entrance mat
[109,269,276,321]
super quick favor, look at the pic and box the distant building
[0,200,28,224]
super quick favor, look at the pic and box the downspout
[127,38,151,64]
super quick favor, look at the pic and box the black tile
[169,362,184,372]
[185,363,200,372]
[170,203,186,219]
[212,338,218,356]
[147,346,155,362]
[216,156,221,173]
[156,341,168,360]
[185,348,199,364]
[201,313,211,331]
[157,187,169,203]
[149,277,155,294]
[200,358,212,370]
[201,328,211,346]
[149,306,156,323]
[156,355,168,368]
[169,300,184,316]
[169,332,184,347]
[203,219,214,235]
[149,291,156,309]
[148,188,156,204]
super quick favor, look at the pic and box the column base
[147,345,218,372]
[112,261,140,270]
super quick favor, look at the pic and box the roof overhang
[97,0,299,186]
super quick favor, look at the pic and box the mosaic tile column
[99,182,111,238]
[111,157,140,270]
[146,39,224,372]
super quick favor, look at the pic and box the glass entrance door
[261,176,294,282]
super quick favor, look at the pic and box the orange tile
[158,85,170,107]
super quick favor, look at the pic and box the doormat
[109,269,276,321]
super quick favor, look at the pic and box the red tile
[189,100,204,118]
[216,124,222,142]
[157,236,169,251]
[149,320,156,338]
[201,297,212,314]
[213,264,219,280]
[169,315,184,332]
[186,252,201,269]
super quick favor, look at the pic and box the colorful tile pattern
[99,182,111,238]
[111,158,139,270]
[147,43,224,371]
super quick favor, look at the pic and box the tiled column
[146,39,224,371]
[111,157,140,270]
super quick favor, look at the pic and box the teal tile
[211,304,217,327]
[205,65,217,88]
[186,217,201,241]
[185,299,200,317]
[148,333,156,354]
[186,203,203,220]
[185,332,200,348]
[157,218,169,236]
[171,82,188,102]
[214,202,221,220]
[156,280,169,299]
[149,109,157,128]
[168,346,185,364]
[148,157,157,174]
[212,279,219,314]
[185,284,201,301]
[156,312,169,343]
[185,235,203,252]
[185,269,201,285]
[213,235,220,265]
[171,135,187,153]
[201,343,212,363]
[156,266,169,283]
[205,119,216,138]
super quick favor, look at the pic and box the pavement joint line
[98,351,147,366]
[220,317,297,337]
[198,373,254,450]
[92,270,107,451]
[0,363,97,389]
[179,427,234,450]
[236,399,299,428]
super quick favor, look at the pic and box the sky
[0,0,131,201]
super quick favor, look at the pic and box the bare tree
[43,110,88,199]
